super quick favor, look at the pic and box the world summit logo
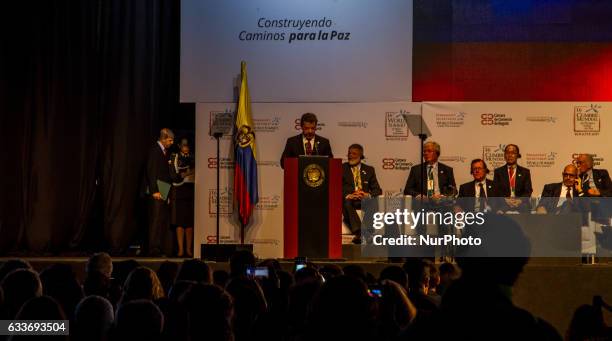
[574,104,601,136]
[209,110,234,140]
[482,145,506,169]
[303,164,325,188]
[385,110,410,141]
[208,188,233,215]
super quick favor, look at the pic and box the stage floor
[2,256,611,335]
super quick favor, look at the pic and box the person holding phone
[536,164,581,214]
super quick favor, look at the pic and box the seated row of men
[280,113,612,243]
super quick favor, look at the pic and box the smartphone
[246,266,269,279]
[368,285,383,298]
[294,256,307,272]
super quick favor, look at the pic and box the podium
[283,157,342,259]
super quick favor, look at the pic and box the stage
[3,255,611,335]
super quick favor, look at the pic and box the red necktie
[305,140,312,155]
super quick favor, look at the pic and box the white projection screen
[181,0,413,102]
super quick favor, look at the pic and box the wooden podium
[283,157,342,259]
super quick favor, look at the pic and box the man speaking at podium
[280,112,333,168]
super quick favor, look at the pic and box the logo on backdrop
[385,111,410,141]
[337,121,368,129]
[209,110,234,140]
[208,188,233,215]
[572,153,605,167]
[253,117,281,133]
[384,190,405,198]
[257,160,281,168]
[574,104,601,136]
[482,145,507,169]
[526,152,557,168]
[208,157,234,169]
[382,158,413,171]
[526,116,557,123]
[294,119,325,131]
[480,113,513,126]
[256,195,281,211]
[436,112,466,128]
[439,156,467,163]
[205,235,237,244]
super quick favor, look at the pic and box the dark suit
[143,142,178,255]
[457,179,495,212]
[342,162,382,234]
[492,164,533,212]
[280,134,333,168]
[537,182,580,214]
[403,162,456,197]
[582,169,612,197]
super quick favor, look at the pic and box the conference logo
[250,238,280,246]
[338,121,368,129]
[205,235,237,244]
[574,104,601,136]
[208,188,233,215]
[480,113,513,126]
[526,152,557,168]
[482,145,506,169]
[526,116,557,123]
[439,156,467,163]
[294,119,325,131]
[208,157,234,169]
[384,190,405,198]
[253,116,281,133]
[256,195,281,211]
[385,111,409,141]
[572,153,605,167]
[382,158,413,171]
[436,112,466,128]
[257,160,281,168]
[209,110,234,140]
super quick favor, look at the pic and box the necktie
[478,182,487,212]
[508,166,516,196]
[581,174,590,192]
[427,165,434,197]
[566,186,572,200]
[352,167,362,191]
[305,140,312,155]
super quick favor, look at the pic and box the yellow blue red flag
[234,61,258,226]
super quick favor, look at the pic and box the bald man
[536,164,581,214]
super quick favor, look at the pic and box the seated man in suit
[342,144,382,244]
[280,112,333,168]
[404,141,456,199]
[575,153,612,197]
[536,164,581,214]
[456,159,494,212]
[492,144,533,212]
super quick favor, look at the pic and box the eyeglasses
[562,173,577,178]
[472,167,485,171]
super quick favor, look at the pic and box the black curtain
[0,0,180,255]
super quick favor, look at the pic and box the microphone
[315,141,320,155]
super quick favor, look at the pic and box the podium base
[200,244,253,262]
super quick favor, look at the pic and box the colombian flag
[234,61,258,226]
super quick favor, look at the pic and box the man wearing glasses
[492,144,533,212]
[536,164,581,214]
[574,154,612,197]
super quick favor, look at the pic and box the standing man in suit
[456,159,494,212]
[404,141,456,198]
[575,153,612,197]
[144,128,178,256]
[342,144,382,244]
[536,164,580,214]
[280,112,333,168]
[492,144,533,212]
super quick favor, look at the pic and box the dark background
[0,0,193,255]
